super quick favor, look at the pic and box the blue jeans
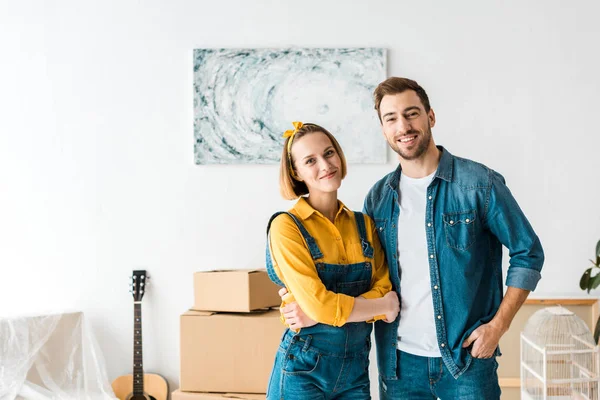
[267,330,371,400]
[379,350,501,399]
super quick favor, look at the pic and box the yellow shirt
[269,197,392,327]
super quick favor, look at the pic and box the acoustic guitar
[112,270,168,400]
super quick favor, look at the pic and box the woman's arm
[280,289,399,329]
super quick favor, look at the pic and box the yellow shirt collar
[294,197,351,221]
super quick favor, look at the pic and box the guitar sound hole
[129,396,156,400]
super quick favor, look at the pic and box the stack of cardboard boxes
[173,269,285,400]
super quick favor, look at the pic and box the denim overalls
[265,211,375,400]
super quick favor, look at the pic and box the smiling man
[364,77,545,399]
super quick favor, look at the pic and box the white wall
[1,0,599,394]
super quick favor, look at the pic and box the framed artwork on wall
[193,48,387,164]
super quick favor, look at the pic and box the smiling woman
[263,121,399,400]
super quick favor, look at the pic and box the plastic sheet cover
[0,312,117,400]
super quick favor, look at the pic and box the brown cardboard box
[180,309,284,393]
[172,390,265,400]
[193,269,281,312]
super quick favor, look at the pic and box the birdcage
[521,306,600,399]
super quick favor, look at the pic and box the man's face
[379,90,436,161]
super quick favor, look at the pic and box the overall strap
[354,211,374,259]
[265,212,324,287]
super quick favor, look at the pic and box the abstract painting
[194,48,387,164]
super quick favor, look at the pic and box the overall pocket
[443,210,477,250]
[282,341,321,375]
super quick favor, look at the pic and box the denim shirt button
[433,285,438,290]
[428,196,432,200]
[441,343,445,347]
[430,254,434,259]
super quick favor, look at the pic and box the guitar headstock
[129,270,150,301]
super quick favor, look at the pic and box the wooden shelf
[525,299,598,306]
[499,377,520,388]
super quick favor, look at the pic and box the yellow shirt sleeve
[269,214,355,327]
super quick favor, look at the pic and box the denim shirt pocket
[442,210,477,251]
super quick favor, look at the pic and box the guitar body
[112,373,168,400]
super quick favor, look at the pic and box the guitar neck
[133,302,144,395]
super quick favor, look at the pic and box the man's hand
[279,288,318,329]
[462,321,504,358]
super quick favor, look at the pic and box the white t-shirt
[396,170,441,357]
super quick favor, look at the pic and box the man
[363,77,544,399]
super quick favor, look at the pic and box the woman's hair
[279,123,347,200]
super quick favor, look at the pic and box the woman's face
[290,131,343,195]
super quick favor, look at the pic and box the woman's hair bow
[283,121,304,139]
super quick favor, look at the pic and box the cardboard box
[172,390,265,400]
[180,309,284,393]
[193,269,281,312]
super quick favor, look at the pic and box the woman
[265,121,399,399]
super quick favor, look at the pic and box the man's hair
[279,123,347,200]
[373,77,431,122]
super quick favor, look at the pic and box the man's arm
[464,170,544,358]
[486,170,545,291]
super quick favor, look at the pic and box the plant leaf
[595,316,600,345]
[591,272,600,290]
[580,268,592,291]
[596,255,600,267]
[596,239,600,259]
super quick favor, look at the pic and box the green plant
[579,239,600,343]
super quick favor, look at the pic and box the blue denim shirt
[363,146,544,379]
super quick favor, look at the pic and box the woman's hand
[383,291,400,323]
[279,287,318,329]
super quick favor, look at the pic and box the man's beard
[394,126,432,161]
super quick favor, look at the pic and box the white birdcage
[521,306,600,400]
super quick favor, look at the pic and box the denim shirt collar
[385,146,453,192]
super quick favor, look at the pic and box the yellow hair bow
[283,121,304,138]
